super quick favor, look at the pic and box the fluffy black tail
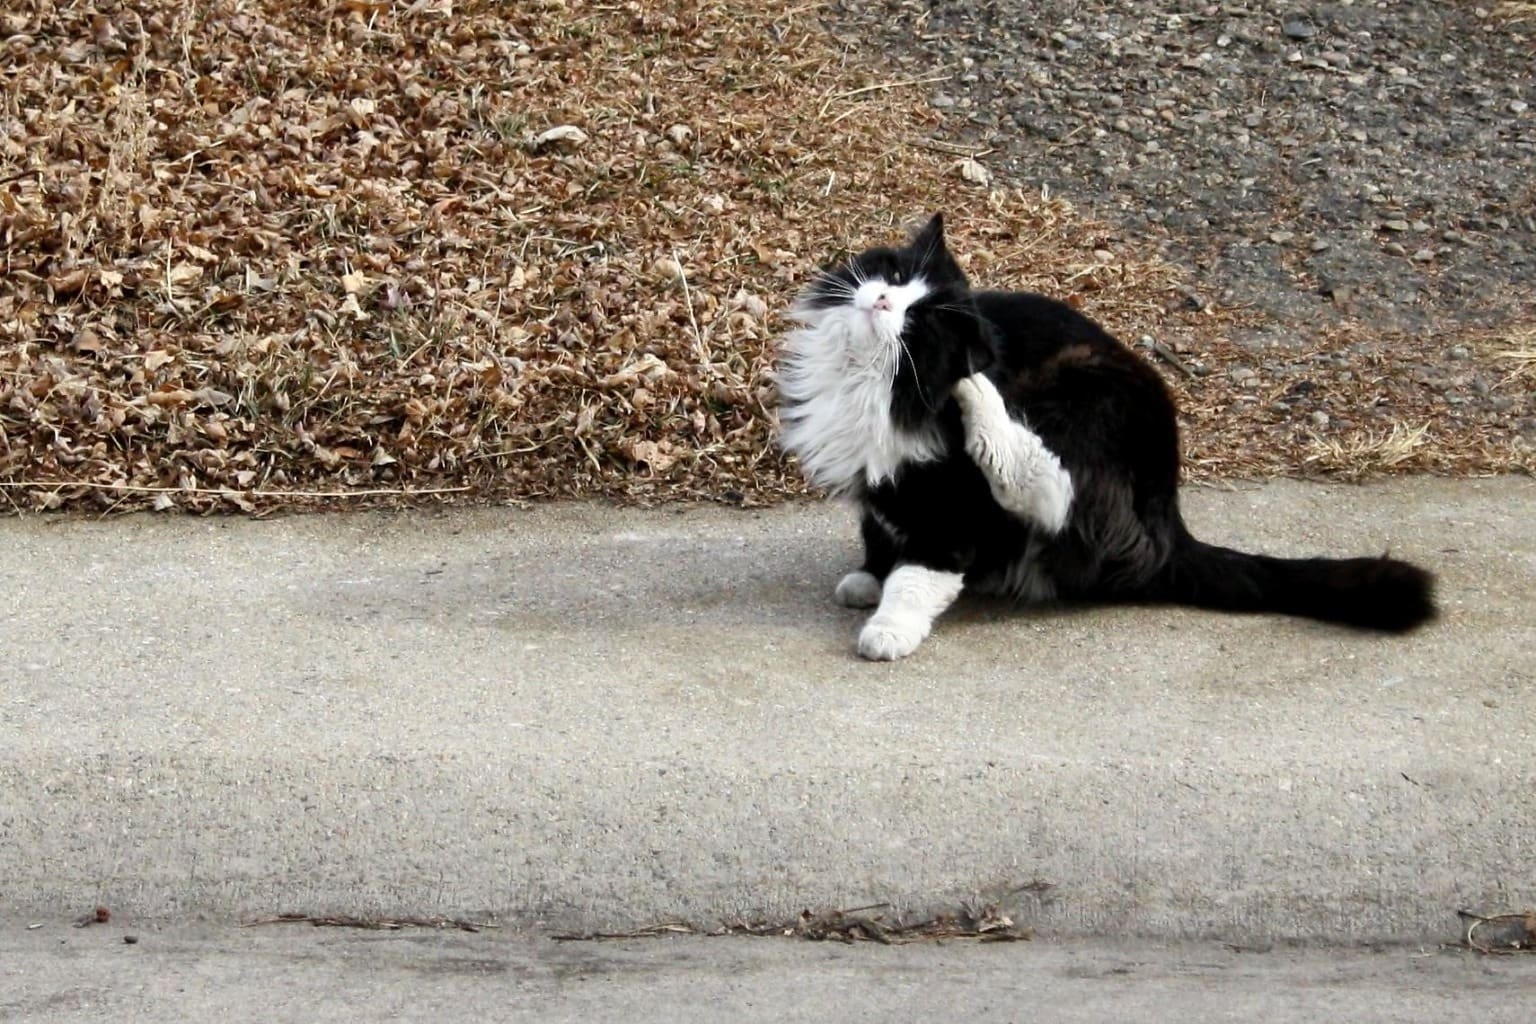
[1151,536,1437,633]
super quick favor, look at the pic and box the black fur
[841,214,1437,633]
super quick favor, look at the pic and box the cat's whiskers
[895,331,937,412]
[932,302,985,322]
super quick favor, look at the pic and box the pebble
[1382,219,1410,232]
[1384,241,1407,256]
[1309,411,1330,428]
[1283,19,1318,40]
[1269,230,1295,243]
[1448,345,1471,360]
[930,93,956,109]
[1311,239,1330,252]
[1412,248,1436,262]
[1512,100,1529,114]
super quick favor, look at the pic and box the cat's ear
[912,212,946,251]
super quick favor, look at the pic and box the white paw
[857,616,927,661]
[835,570,883,608]
[953,373,1006,421]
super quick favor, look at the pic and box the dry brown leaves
[552,902,1031,944]
[0,0,1527,515]
[246,911,495,932]
[1,0,1169,513]
[1460,909,1536,954]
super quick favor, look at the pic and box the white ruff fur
[777,277,944,494]
[857,564,965,661]
[953,373,1074,534]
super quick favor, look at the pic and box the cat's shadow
[297,526,1092,640]
[943,591,1089,628]
[300,531,863,634]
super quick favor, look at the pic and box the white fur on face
[776,274,944,494]
[856,564,965,661]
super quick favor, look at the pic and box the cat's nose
[872,294,892,312]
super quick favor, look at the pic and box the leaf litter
[1459,909,1536,955]
[1,0,1529,515]
[551,902,1031,945]
[244,911,498,933]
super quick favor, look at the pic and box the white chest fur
[775,309,944,494]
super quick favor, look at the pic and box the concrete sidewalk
[2,478,1533,944]
[6,927,1535,1024]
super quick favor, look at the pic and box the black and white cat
[776,213,1436,661]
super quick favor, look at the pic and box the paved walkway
[3,478,1533,944]
[5,928,1534,1023]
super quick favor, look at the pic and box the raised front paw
[857,615,927,661]
[952,373,1007,423]
[835,570,883,608]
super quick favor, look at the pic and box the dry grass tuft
[1490,327,1536,387]
[1492,1,1536,23]
[1304,421,1431,479]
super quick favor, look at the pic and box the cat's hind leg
[953,373,1074,534]
[857,563,965,661]
[836,508,898,608]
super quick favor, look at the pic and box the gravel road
[829,1,1535,336]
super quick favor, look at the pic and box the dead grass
[1492,2,1536,23]
[0,0,1530,515]
[552,902,1031,945]
[1304,421,1431,479]
[1490,326,1536,387]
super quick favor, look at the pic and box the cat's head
[790,213,994,430]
